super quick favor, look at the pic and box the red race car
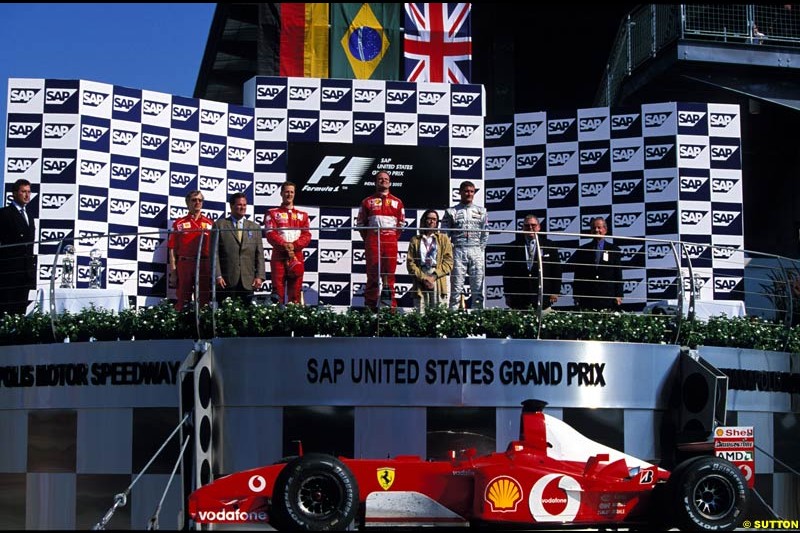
[188,399,750,530]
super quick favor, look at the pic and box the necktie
[237,219,243,242]
[20,207,28,226]
[595,241,604,264]
[527,239,536,271]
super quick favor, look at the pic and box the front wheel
[670,456,749,531]
[269,453,359,531]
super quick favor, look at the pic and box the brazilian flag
[331,3,401,80]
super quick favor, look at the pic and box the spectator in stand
[407,209,453,311]
[265,181,312,305]
[168,190,213,311]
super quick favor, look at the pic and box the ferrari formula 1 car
[188,399,750,530]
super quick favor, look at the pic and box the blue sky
[0,3,217,179]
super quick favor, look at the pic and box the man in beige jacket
[214,192,265,304]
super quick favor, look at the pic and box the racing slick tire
[269,453,359,531]
[669,456,749,531]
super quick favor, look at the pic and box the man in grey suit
[214,193,265,303]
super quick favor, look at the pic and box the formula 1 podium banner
[287,142,450,209]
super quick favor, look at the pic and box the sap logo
[612,147,639,163]
[7,158,37,173]
[548,151,574,166]
[200,109,224,125]
[712,178,737,193]
[82,90,108,107]
[140,202,164,218]
[41,230,70,241]
[485,123,511,139]
[646,177,673,193]
[581,214,609,230]
[452,92,478,107]
[645,144,673,161]
[387,89,414,104]
[547,118,574,134]
[112,129,137,146]
[683,244,708,259]
[386,121,413,136]
[646,210,675,227]
[139,237,162,252]
[227,147,252,162]
[8,122,39,139]
[79,195,105,212]
[712,211,741,227]
[678,111,705,127]
[619,244,643,261]
[614,212,640,228]
[171,138,196,155]
[321,87,349,103]
[255,149,284,163]
[42,158,74,174]
[580,148,608,165]
[41,194,72,209]
[579,116,606,132]
[143,100,167,116]
[680,177,708,193]
[170,171,195,187]
[396,252,409,267]
[611,113,639,130]
[200,142,224,158]
[486,285,504,299]
[710,146,738,161]
[648,277,676,293]
[515,121,541,137]
[320,282,348,296]
[549,216,575,231]
[613,179,641,195]
[9,88,40,103]
[80,160,106,177]
[141,167,166,183]
[516,153,543,170]
[486,187,512,203]
[320,216,349,229]
[548,183,575,200]
[350,282,366,296]
[108,269,134,284]
[255,182,280,197]
[714,277,741,293]
[321,119,349,134]
[138,271,164,288]
[624,279,643,294]
[113,95,140,113]
[353,249,366,263]
[485,156,511,171]
[452,124,478,138]
[644,111,671,127]
[516,186,543,201]
[289,86,316,101]
[452,155,480,171]
[110,198,135,215]
[256,117,284,132]
[647,244,672,259]
[354,120,381,134]
[419,121,446,138]
[81,125,108,143]
[169,206,187,219]
[256,85,285,100]
[288,118,317,134]
[486,252,506,267]
[684,276,709,292]
[354,88,381,103]
[200,176,225,191]
[559,282,573,296]
[44,123,74,139]
[142,133,167,150]
[419,91,444,105]
[39,264,59,280]
[228,179,250,193]
[78,229,104,245]
[712,246,737,260]
[228,113,252,130]
[710,113,736,128]
[678,145,705,159]
[487,220,511,231]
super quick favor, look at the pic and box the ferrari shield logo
[377,467,395,490]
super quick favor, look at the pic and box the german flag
[280,3,330,77]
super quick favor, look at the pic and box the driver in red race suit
[265,181,312,304]
[356,171,405,310]
[168,190,213,311]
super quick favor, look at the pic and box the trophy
[89,248,103,289]
[60,245,75,289]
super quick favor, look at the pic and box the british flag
[404,3,472,84]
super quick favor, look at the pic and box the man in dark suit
[571,216,624,311]
[502,214,562,310]
[213,192,265,304]
[0,179,36,315]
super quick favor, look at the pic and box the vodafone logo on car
[528,474,581,522]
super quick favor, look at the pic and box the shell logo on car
[485,476,522,512]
